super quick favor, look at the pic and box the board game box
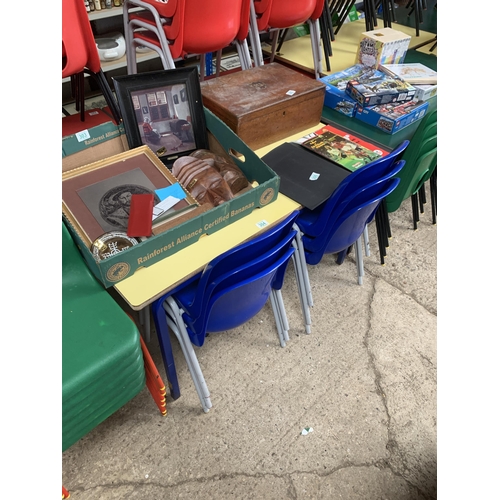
[380,63,437,85]
[296,124,389,171]
[355,99,429,134]
[380,63,437,102]
[345,71,416,107]
[319,64,376,117]
[356,28,411,69]
[413,84,437,102]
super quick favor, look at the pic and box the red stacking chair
[123,0,253,80]
[62,0,121,124]
[249,0,325,78]
[123,0,184,73]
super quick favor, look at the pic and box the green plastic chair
[411,124,437,227]
[384,110,437,230]
[62,221,146,452]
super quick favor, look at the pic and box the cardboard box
[62,110,128,172]
[319,64,375,117]
[63,108,105,135]
[356,28,411,68]
[378,62,437,102]
[413,84,437,102]
[62,107,280,288]
[380,63,437,85]
[345,70,416,107]
[354,99,429,134]
[200,63,326,150]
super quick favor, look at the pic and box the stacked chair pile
[248,0,325,78]
[151,210,310,413]
[123,0,253,78]
[294,141,409,286]
[62,0,121,124]
[385,110,437,230]
[62,222,147,452]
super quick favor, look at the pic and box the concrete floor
[62,185,437,499]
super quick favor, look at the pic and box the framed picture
[113,67,209,167]
[62,146,199,248]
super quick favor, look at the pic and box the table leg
[151,298,181,400]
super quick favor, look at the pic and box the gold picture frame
[62,145,199,248]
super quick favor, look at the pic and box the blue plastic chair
[152,210,308,412]
[296,140,409,239]
[171,209,311,334]
[297,159,404,285]
[296,139,408,266]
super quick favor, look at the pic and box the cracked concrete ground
[62,186,437,499]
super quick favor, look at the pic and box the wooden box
[200,63,326,150]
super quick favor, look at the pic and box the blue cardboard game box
[345,69,416,108]
[319,64,376,117]
[355,99,429,134]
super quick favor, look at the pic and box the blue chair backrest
[182,228,297,336]
[297,140,409,237]
[184,238,297,346]
[209,230,298,294]
[301,161,404,262]
[174,210,300,322]
[206,248,295,332]
[301,158,404,251]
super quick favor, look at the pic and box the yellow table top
[264,19,437,77]
[114,192,300,309]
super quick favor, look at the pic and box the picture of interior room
[131,84,195,157]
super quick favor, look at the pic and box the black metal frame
[113,67,209,168]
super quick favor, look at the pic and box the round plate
[91,232,139,262]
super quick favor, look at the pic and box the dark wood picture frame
[113,67,209,167]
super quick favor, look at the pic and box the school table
[113,123,322,314]
[111,123,325,400]
[114,48,437,316]
[113,192,302,311]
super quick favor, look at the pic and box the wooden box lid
[200,63,325,125]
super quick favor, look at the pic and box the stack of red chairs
[123,0,253,79]
[248,0,325,78]
[62,0,121,123]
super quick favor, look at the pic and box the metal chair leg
[381,198,392,239]
[151,298,181,400]
[375,210,386,265]
[411,193,420,230]
[418,184,426,214]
